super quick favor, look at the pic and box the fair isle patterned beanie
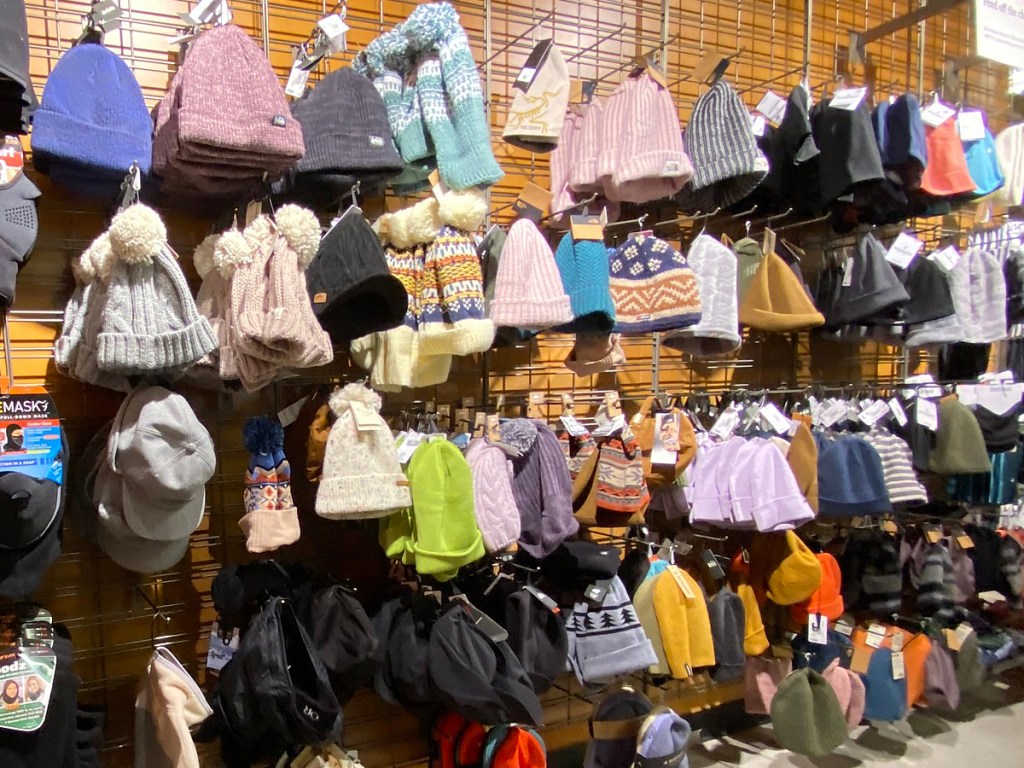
[609,234,701,335]
[419,189,496,356]
[96,204,218,376]
[565,575,658,685]
[598,72,693,204]
[316,383,412,519]
[239,417,300,553]
[684,80,769,207]
[490,219,573,330]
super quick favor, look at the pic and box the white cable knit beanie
[465,437,520,553]
[315,382,412,519]
[96,204,218,375]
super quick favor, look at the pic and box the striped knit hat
[609,234,701,334]
[598,73,693,204]
[490,219,573,330]
[862,428,927,506]
[662,235,740,357]
[683,80,768,207]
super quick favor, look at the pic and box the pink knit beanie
[490,219,573,330]
[565,333,625,375]
[465,437,520,553]
[822,659,866,728]
[598,73,693,204]
[743,655,792,715]
[549,110,584,218]
[569,99,605,193]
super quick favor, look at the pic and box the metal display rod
[849,0,967,65]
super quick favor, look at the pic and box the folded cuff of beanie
[414,533,485,580]
[261,308,316,356]
[751,493,815,532]
[661,327,742,357]
[316,473,412,519]
[418,318,495,356]
[97,320,217,374]
[615,311,702,336]
[239,505,301,553]
[567,286,616,328]
[176,106,304,163]
[576,637,657,683]
[570,156,602,192]
[438,142,504,191]
[819,495,892,517]
[692,149,766,191]
[33,109,153,176]
[741,307,825,333]
[396,114,433,165]
[299,131,403,175]
[612,149,693,189]
[904,316,964,347]
[490,295,573,331]
[72,339,131,391]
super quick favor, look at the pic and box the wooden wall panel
[0,0,1012,765]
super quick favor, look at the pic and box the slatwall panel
[0,0,1013,764]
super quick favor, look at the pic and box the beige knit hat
[316,382,412,519]
[502,44,570,153]
[565,333,625,376]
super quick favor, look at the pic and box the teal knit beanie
[554,233,616,333]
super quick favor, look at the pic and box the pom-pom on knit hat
[608,234,702,335]
[738,250,825,332]
[316,383,412,519]
[96,204,218,376]
[770,668,849,757]
[465,437,520,554]
[683,80,769,208]
[662,235,741,357]
[31,43,152,198]
[490,219,573,330]
[554,232,616,333]
[306,208,407,343]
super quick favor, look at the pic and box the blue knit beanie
[31,43,152,199]
[860,647,907,721]
[553,233,616,333]
[815,433,892,517]
[962,117,1005,197]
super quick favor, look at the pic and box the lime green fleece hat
[408,439,485,580]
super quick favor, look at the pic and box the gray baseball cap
[93,456,191,573]
[107,386,215,542]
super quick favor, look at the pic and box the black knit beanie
[306,209,407,343]
[504,588,568,694]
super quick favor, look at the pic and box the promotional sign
[0,646,56,732]
[975,0,1024,69]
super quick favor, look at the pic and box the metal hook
[136,585,172,650]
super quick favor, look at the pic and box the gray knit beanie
[96,205,217,376]
[682,80,768,208]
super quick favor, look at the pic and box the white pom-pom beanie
[315,382,412,519]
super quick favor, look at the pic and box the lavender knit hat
[490,219,573,330]
[96,205,218,376]
[466,438,520,553]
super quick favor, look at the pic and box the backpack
[432,711,486,768]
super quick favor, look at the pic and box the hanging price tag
[710,408,740,439]
[921,100,957,127]
[859,399,891,426]
[834,619,854,637]
[669,567,696,599]
[891,650,906,680]
[842,255,855,287]
[759,402,792,435]
[929,245,960,273]
[206,621,240,673]
[395,432,423,464]
[957,110,987,141]
[350,401,382,431]
[891,631,904,653]
[885,232,924,269]
[888,398,908,427]
[559,413,588,436]
[808,614,828,645]
[317,13,349,52]
[285,59,310,98]
[755,90,788,124]
[916,398,939,431]
[829,86,867,111]
[865,624,887,648]
[750,113,767,137]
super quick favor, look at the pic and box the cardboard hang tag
[317,12,349,53]
[916,397,939,431]
[206,620,240,673]
[923,523,943,544]
[514,39,553,92]
[755,90,788,125]
[921,100,956,128]
[865,624,887,648]
[514,182,552,221]
[669,567,696,599]
[691,48,729,83]
[428,170,449,203]
[850,645,873,674]
[571,214,604,241]
[569,79,597,104]
[891,650,906,680]
[349,401,382,431]
[885,232,924,269]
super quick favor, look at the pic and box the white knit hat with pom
[315,382,412,519]
[96,204,218,375]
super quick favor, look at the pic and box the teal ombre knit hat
[554,233,616,333]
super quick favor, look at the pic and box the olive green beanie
[928,398,992,475]
[770,667,848,758]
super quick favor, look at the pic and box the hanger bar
[604,213,649,231]
[592,34,683,86]
[482,9,556,65]
[537,192,598,224]
[772,212,830,232]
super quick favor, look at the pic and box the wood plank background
[2,0,1013,764]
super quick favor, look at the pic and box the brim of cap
[94,463,190,573]
[121,481,206,542]
[0,496,62,600]
[0,474,62,549]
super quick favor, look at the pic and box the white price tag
[928,245,960,273]
[750,114,767,137]
[829,87,867,110]
[834,619,854,637]
[921,100,956,127]
[755,90,788,125]
[350,400,382,431]
[592,413,626,437]
[866,624,887,648]
[916,398,939,431]
[285,61,309,98]
[842,255,855,287]
[759,402,792,434]
[206,621,240,672]
[670,567,696,599]
[957,110,987,141]
[395,432,423,464]
[559,413,588,437]
[888,398,908,427]
[710,409,740,439]
[885,232,924,269]
[955,622,975,645]
[808,614,828,645]
[891,631,904,652]
[277,395,309,428]
[978,590,1007,604]
[891,650,906,680]
[819,401,848,428]
[317,13,349,52]
[859,399,890,426]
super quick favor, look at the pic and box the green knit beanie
[929,398,992,475]
[770,668,848,757]
[407,439,484,580]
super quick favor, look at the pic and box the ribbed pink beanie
[822,659,866,728]
[599,73,693,203]
[490,220,573,329]
[550,110,584,217]
[465,438,520,553]
[744,655,792,715]
[569,99,605,193]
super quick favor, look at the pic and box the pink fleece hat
[822,659,866,728]
[490,220,573,330]
[743,655,792,715]
[599,73,693,204]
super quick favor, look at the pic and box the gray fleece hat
[95,204,217,376]
[709,587,745,682]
